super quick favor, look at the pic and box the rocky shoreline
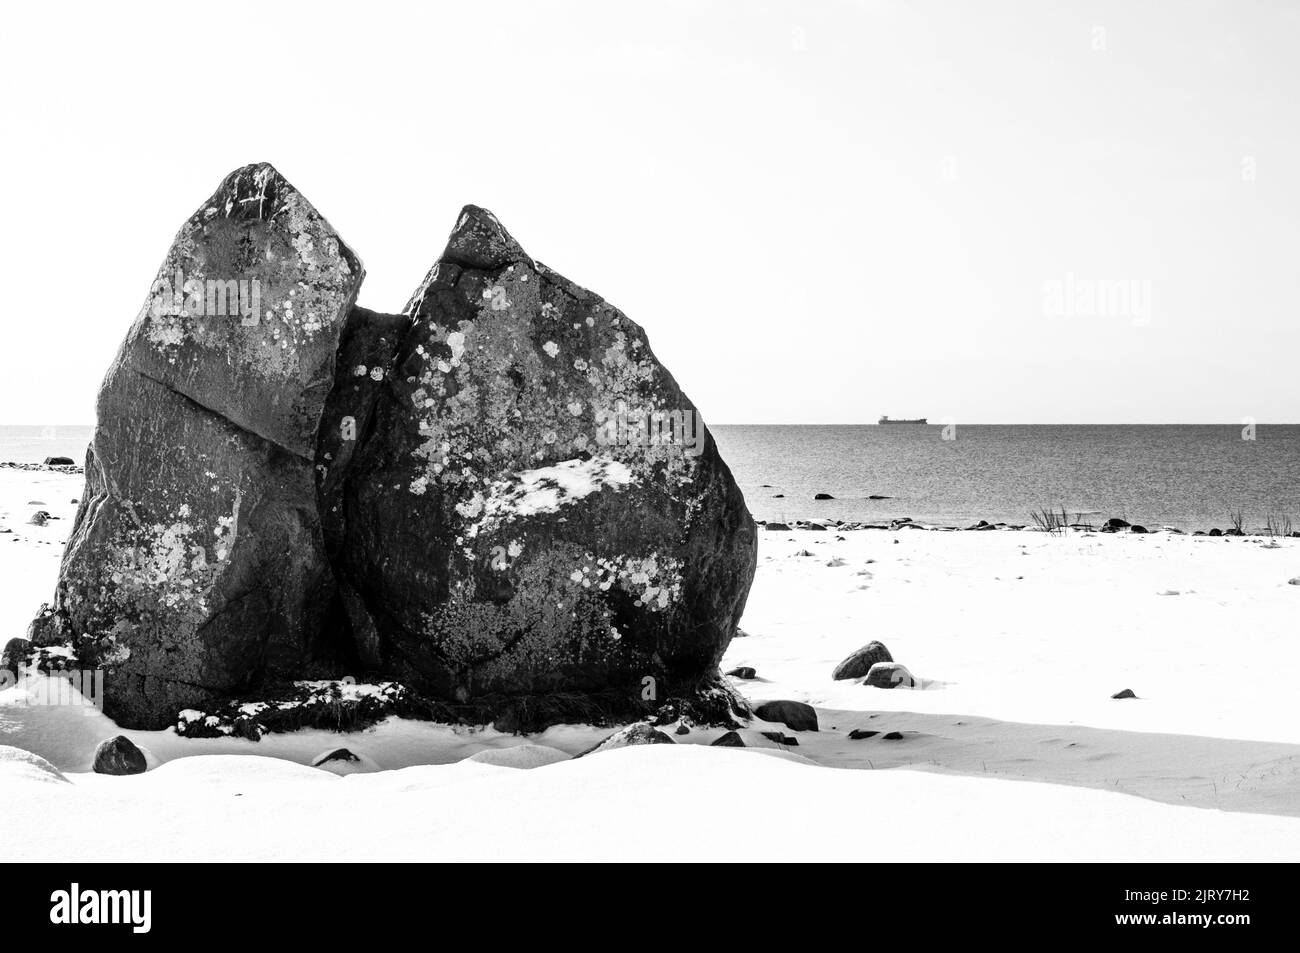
[759,514,1300,537]
[0,461,84,474]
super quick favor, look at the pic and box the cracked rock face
[31,164,364,728]
[33,167,756,730]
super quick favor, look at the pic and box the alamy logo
[49,883,151,933]
[149,268,262,325]
[594,401,705,457]
[0,668,103,713]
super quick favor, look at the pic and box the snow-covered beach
[5,465,1299,862]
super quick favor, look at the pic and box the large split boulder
[32,169,756,731]
[30,164,365,728]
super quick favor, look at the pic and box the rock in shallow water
[30,169,756,732]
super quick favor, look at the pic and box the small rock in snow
[310,747,378,775]
[576,722,675,757]
[864,662,916,689]
[753,699,818,732]
[92,736,148,776]
[832,640,894,680]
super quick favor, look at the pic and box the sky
[1,0,1297,424]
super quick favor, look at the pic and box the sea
[712,424,1300,532]
[0,425,94,466]
[3,424,1297,533]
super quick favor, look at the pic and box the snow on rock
[139,755,337,789]
[0,744,67,784]
[576,722,676,757]
[173,681,413,740]
[864,662,917,689]
[310,747,380,775]
[474,457,634,530]
[464,744,571,769]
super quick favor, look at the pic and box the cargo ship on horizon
[878,415,928,425]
